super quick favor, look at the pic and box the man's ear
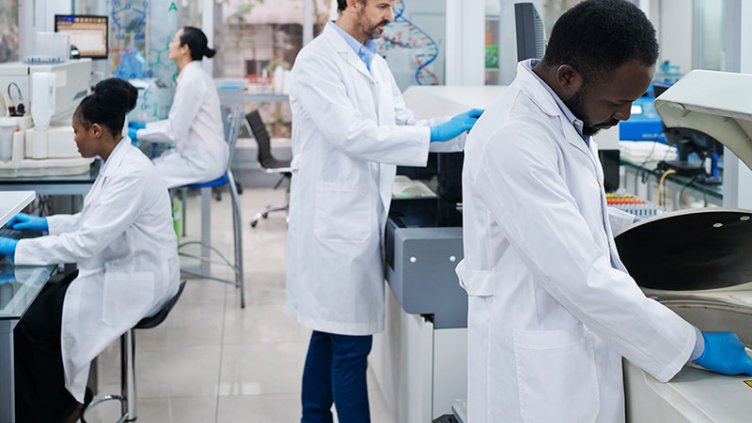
[555,64,584,99]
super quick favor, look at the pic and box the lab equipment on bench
[0,59,94,176]
[617,70,752,422]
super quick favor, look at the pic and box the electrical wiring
[657,168,676,207]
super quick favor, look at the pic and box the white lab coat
[138,61,229,188]
[15,138,180,402]
[456,61,696,423]
[286,24,462,335]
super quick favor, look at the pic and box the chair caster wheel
[262,213,269,219]
[250,221,258,228]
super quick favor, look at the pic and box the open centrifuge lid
[614,209,752,291]
[655,70,752,170]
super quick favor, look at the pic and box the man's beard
[564,89,618,136]
[362,20,389,40]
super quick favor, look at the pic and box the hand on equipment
[128,121,146,130]
[692,331,752,376]
[5,212,48,232]
[430,108,485,142]
[0,237,18,257]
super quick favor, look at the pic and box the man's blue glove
[5,212,48,231]
[693,331,752,376]
[128,127,139,145]
[0,237,18,257]
[430,108,484,142]
[128,121,146,130]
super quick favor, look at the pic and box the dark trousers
[301,331,372,423]
[14,271,79,423]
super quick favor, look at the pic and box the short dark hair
[75,78,137,138]
[337,0,366,12]
[179,26,216,61]
[541,0,658,82]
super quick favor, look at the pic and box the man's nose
[614,103,632,121]
[385,6,395,22]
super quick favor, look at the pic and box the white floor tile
[91,188,397,423]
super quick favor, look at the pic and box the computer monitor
[54,15,108,60]
[515,3,546,62]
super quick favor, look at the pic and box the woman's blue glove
[5,212,48,231]
[693,331,752,376]
[0,237,18,257]
[128,127,139,145]
[128,121,146,130]
[430,108,485,142]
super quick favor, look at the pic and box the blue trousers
[301,331,372,423]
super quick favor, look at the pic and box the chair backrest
[221,105,245,169]
[244,110,277,169]
[135,280,187,329]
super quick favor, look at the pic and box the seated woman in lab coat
[128,26,229,188]
[0,78,180,423]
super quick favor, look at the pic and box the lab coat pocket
[102,269,155,327]
[455,261,494,297]
[514,328,600,423]
[314,182,372,243]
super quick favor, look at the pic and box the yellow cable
[657,169,676,207]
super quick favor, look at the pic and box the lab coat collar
[322,23,374,82]
[100,137,130,175]
[515,60,592,156]
[178,61,201,84]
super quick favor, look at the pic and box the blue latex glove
[128,127,139,145]
[0,237,18,257]
[693,331,752,376]
[5,212,48,231]
[430,108,485,142]
[128,121,146,130]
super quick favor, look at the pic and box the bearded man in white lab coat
[457,1,752,422]
[286,0,482,421]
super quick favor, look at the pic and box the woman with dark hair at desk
[128,26,229,188]
[0,78,180,422]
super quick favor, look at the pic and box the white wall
[657,0,693,72]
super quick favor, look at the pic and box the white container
[31,72,56,131]
[0,117,17,161]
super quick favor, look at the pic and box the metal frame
[177,105,246,308]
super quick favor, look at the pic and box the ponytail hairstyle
[179,26,216,61]
[75,78,137,138]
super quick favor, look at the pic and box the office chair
[244,110,291,228]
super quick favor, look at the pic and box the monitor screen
[54,15,108,59]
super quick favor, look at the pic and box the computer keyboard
[0,227,42,240]
[0,227,25,240]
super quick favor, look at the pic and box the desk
[0,161,99,197]
[620,159,723,209]
[0,264,56,422]
[217,91,289,106]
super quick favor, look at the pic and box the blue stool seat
[186,173,229,189]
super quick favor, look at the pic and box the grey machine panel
[385,198,467,329]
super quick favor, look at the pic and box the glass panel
[380,0,446,90]
[485,0,501,84]
[0,0,19,64]
[692,0,725,71]
[213,0,328,138]
[0,265,55,320]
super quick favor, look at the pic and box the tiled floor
[84,188,394,423]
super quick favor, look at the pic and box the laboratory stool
[82,281,186,423]
[177,169,245,309]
